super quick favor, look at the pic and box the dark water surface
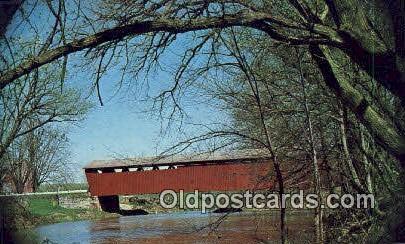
[35,211,314,243]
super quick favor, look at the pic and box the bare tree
[296,49,324,243]
[4,126,71,193]
[0,62,89,155]
[0,60,89,193]
[30,127,71,192]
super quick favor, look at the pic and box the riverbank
[28,198,119,226]
[0,196,118,244]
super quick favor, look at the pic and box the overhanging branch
[0,12,328,90]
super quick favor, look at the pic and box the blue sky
[66,84,211,182]
[67,98,162,181]
[65,46,224,182]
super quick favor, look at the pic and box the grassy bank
[1,196,119,243]
[28,198,118,226]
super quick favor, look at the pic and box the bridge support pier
[98,195,120,213]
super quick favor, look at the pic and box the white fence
[0,189,88,197]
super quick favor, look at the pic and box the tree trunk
[272,158,287,244]
[31,172,39,193]
[260,115,287,244]
[14,181,24,194]
[259,112,286,244]
[359,125,372,194]
[299,70,323,243]
[358,124,385,217]
[309,45,405,168]
[338,104,366,193]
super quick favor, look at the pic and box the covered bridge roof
[83,149,270,169]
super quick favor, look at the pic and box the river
[35,211,314,243]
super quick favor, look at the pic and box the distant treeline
[37,183,88,192]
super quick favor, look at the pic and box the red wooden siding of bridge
[85,162,273,197]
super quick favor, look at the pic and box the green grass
[27,198,117,225]
[29,198,82,216]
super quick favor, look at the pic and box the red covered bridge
[84,150,278,213]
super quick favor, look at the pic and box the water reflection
[36,211,314,243]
